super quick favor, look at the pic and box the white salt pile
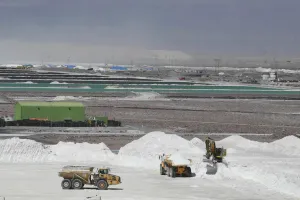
[0,138,51,163]
[218,135,300,156]
[50,81,68,84]
[0,138,115,163]
[49,141,115,163]
[113,131,203,169]
[52,96,77,101]
[271,135,300,147]
[124,92,170,101]
[189,137,205,149]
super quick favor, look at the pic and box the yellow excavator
[204,137,227,163]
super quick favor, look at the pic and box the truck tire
[96,180,108,190]
[61,179,72,189]
[160,164,165,175]
[171,167,176,178]
[72,179,83,190]
[186,167,192,177]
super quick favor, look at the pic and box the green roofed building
[14,101,85,121]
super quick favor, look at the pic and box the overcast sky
[0,0,299,63]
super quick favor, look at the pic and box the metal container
[14,101,85,121]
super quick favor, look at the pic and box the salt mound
[79,86,91,89]
[49,141,115,163]
[16,81,36,84]
[50,81,68,84]
[0,138,115,163]
[115,131,203,169]
[218,135,264,149]
[218,135,300,157]
[231,162,300,198]
[53,96,77,101]
[124,92,169,101]
[50,81,60,84]
[0,138,51,163]
[190,137,205,149]
[271,135,300,147]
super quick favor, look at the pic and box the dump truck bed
[58,166,94,182]
[165,154,191,166]
[61,166,94,172]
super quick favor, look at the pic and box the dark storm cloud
[0,0,300,56]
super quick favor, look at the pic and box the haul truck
[159,154,192,178]
[58,166,121,190]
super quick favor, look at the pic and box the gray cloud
[0,0,299,63]
[0,0,44,7]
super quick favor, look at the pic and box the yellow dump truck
[58,166,121,190]
[159,154,192,178]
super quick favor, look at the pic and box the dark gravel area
[0,96,299,150]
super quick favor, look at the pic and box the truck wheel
[186,167,192,177]
[72,179,83,190]
[160,164,165,175]
[96,180,108,190]
[61,179,72,189]
[167,167,170,177]
[171,167,176,178]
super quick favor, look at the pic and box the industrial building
[14,101,85,122]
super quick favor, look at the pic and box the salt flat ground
[0,132,299,200]
[0,163,296,200]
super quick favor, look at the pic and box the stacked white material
[271,135,300,147]
[218,135,300,157]
[189,137,205,149]
[49,142,115,163]
[114,131,203,169]
[16,81,36,84]
[0,138,51,163]
[50,81,68,84]
[0,138,115,163]
[124,92,169,101]
[52,96,77,101]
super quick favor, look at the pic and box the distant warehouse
[14,101,85,122]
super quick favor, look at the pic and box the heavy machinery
[159,154,192,178]
[58,166,121,190]
[204,137,227,163]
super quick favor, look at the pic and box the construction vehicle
[159,154,192,178]
[204,137,227,163]
[58,166,121,190]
